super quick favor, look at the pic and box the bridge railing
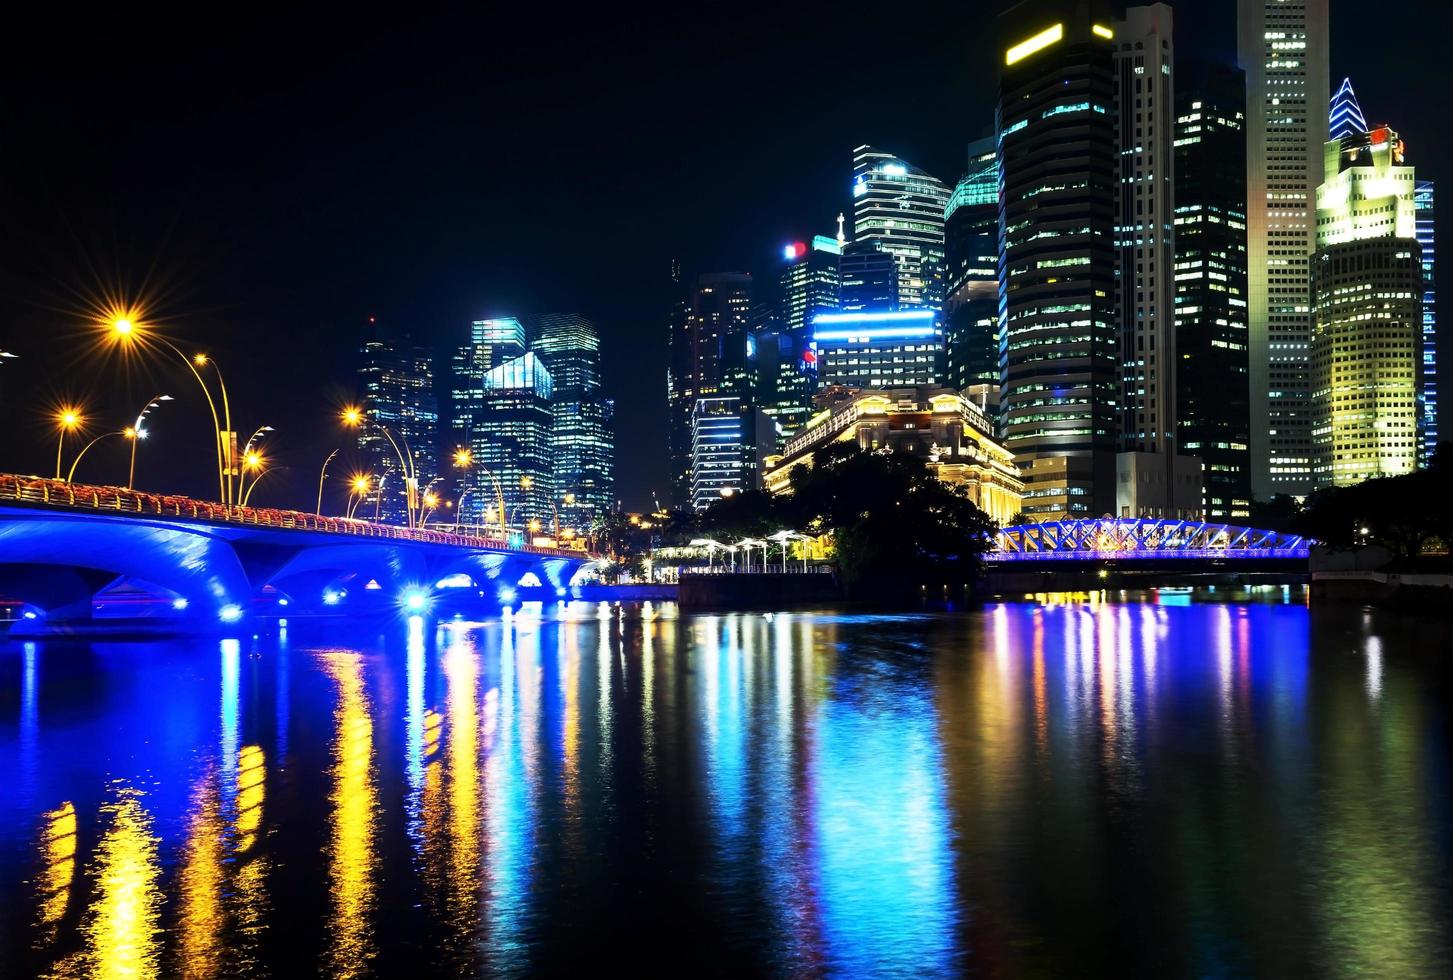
[0,474,586,558]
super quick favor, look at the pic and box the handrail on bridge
[992,517,1309,560]
[0,473,589,559]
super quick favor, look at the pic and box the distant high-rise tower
[531,314,614,530]
[1175,62,1252,521]
[1238,0,1331,498]
[1111,4,1202,519]
[452,316,526,451]
[997,0,1120,519]
[357,326,438,525]
[1311,121,1422,487]
[850,146,951,310]
[838,241,900,312]
[757,236,840,440]
[1415,179,1438,462]
[466,352,555,530]
[943,137,1000,395]
[665,272,753,507]
[689,396,773,511]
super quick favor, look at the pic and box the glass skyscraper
[850,146,950,311]
[943,137,999,394]
[1175,62,1252,520]
[1237,0,1330,498]
[812,310,944,390]
[357,328,438,525]
[530,314,615,531]
[464,352,555,531]
[997,0,1120,519]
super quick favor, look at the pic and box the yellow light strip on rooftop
[1092,23,1114,39]
[1006,23,1064,65]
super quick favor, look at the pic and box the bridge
[0,475,602,633]
[984,518,1310,592]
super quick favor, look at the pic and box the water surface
[1,597,1451,977]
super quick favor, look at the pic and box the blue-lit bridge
[984,518,1310,592]
[0,475,603,633]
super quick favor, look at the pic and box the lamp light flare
[341,406,363,427]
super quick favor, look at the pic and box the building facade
[851,146,951,311]
[763,386,1025,524]
[666,271,753,507]
[690,396,773,511]
[812,310,944,390]
[1311,122,1423,486]
[1174,62,1252,520]
[530,314,614,531]
[944,137,1000,395]
[463,352,556,531]
[997,0,1120,519]
[1415,179,1437,462]
[357,328,439,526]
[1237,0,1330,498]
[838,240,900,313]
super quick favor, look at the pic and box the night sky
[1,2,1449,511]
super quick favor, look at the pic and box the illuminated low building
[811,310,945,390]
[762,386,1024,524]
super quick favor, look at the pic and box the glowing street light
[127,394,172,489]
[342,404,421,527]
[346,474,372,519]
[54,407,84,479]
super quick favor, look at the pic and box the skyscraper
[1415,179,1438,462]
[690,396,773,511]
[997,0,1120,519]
[1111,4,1201,519]
[944,137,1000,394]
[756,236,839,441]
[357,327,438,526]
[452,316,527,449]
[838,241,900,312]
[1238,0,1330,498]
[850,146,951,310]
[465,352,555,530]
[1174,63,1252,520]
[530,314,614,531]
[665,271,753,507]
[1311,121,1422,486]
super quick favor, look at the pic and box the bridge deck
[0,474,592,560]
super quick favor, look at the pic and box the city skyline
[0,3,1449,511]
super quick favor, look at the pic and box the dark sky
[1,2,1448,511]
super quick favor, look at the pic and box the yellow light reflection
[36,801,77,939]
[179,783,224,979]
[236,745,265,853]
[66,788,164,980]
[319,653,377,978]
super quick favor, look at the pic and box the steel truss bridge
[0,474,602,632]
[991,518,1309,562]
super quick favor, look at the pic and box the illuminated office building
[530,314,614,530]
[997,1,1119,518]
[1110,4,1202,519]
[943,137,1000,394]
[812,310,944,390]
[465,352,555,529]
[451,316,526,447]
[755,236,840,441]
[1174,62,1252,520]
[1237,0,1330,497]
[690,396,773,511]
[838,240,899,312]
[1311,121,1422,487]
[666,270,753,506]
[850,146,951,310]
[357,327,438,525]
[1415,179,1437,462]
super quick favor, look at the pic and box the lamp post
[53,408,83,480]
[315,448,340,515]
[346,475,372,519]
[66,430,124,483]
[126,394,172,490]
[342,405,419,527]
[454,447,506,537]
[105,315,230,503]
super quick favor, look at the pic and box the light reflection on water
[1,597,1451,976]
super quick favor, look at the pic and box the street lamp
[104,314,231,503]
[346,474,372,519]
[316,448,340,515]
[454,446,506,537]
[54,407,84,479]
[342,405,420,528]
[126,394,172,490]
[67,430,127,483]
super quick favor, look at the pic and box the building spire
[1330,77,1367,140]
[836,212,846,248]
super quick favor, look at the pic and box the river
[1,593,1450,977]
